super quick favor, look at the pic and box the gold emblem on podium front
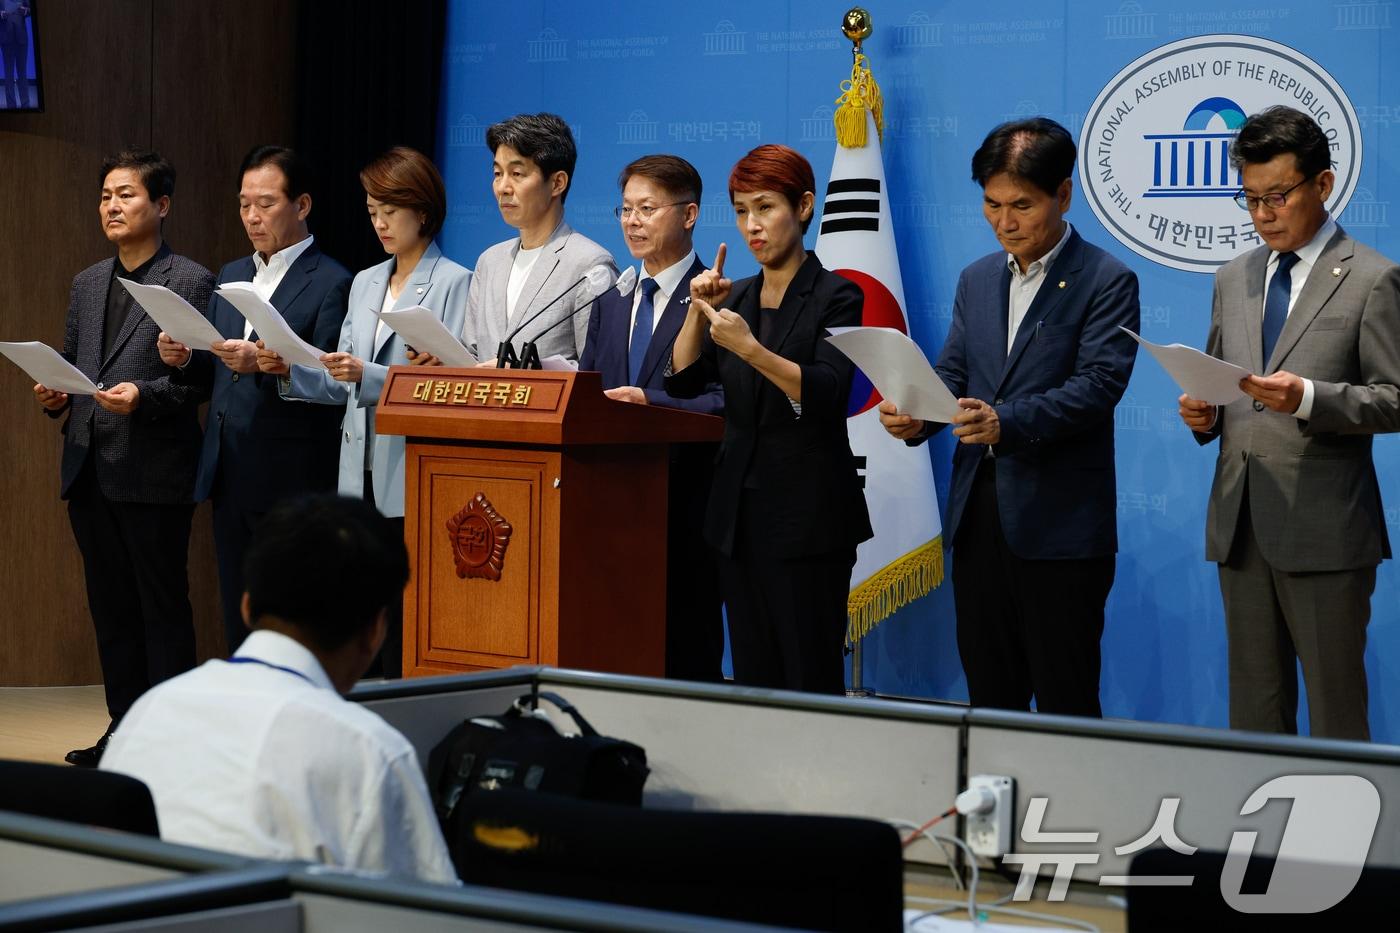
[446,493,513,581]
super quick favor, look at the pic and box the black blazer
[667,253,872,558]
[180,243,352,507]
[53,246,215,504]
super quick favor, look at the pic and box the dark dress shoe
[65,727,113,768]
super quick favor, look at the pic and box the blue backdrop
[435,1,1400,741]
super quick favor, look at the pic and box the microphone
[496,265,615,369]
[518,267,636,370]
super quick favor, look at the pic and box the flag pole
[841,6,876,700]
[848,639,873,698]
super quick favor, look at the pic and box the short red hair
[728,144,816,233]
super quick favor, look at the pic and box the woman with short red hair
[668,144,872,694]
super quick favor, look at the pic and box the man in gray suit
[1180,105,1400,741]
[450,113,616,366]
[34,149,215,766]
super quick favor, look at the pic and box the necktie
[1261,251,1299,367]
[629,278,660,385]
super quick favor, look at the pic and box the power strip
[963,774,1015,858]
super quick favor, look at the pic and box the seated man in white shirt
[101,494,457,884]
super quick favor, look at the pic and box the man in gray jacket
[1180,105,1400,741]
[454,113,616,366]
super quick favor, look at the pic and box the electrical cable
[891,817,1103,932]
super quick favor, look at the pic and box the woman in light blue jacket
[267,146,471,517]
[259,147,470,675]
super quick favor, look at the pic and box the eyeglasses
[613,201,688,221]
[1233,176,1311,212]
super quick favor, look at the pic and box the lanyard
[225,656,317,686]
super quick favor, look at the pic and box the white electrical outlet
[964,774,1014,858]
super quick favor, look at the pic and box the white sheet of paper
[825,326,961,423]
[540,354,578,372]
[117,279,224,348]
[216,283,328,370]
[0,341,99,395]
[375,307,475,367]
[1120,326,1250,405]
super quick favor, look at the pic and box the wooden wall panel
[0,0,296,686]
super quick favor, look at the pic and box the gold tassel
[833,51,884,148]
[846,537,943,645]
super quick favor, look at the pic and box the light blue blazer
[285,240,471,517]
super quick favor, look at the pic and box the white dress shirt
[244,236,315,339]
[101,629,457,885]
[1263,215,1336,422]
[1006,222,1073,354]
[630,250,696,350]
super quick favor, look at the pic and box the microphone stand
[517,267,634,370]
[496,272,593,369]
[494,340,522,369]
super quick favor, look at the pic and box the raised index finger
[712,243,727,277]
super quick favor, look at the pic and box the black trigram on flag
[820,178,881,235]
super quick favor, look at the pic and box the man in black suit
[35,149,215,766]
[158,146,351,654]
[579,154,724,682]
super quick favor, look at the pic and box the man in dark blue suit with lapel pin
[35,149,215,766]
[158,146,351,655]
[880,118,1139,717]
[579,154,725,682]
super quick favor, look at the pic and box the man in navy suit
[880,118,1139,717]
[35,149,214,765]
[579,154,724,682]
[159,146,351,654]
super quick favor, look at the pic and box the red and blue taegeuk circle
[834,267,906,417]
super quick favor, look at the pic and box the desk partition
[14,668,1399,922]
[354,667,967,866]
[0,813,784,933]
[0,811,249,908]
[964,710,1400,883]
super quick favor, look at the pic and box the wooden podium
[376,367,723,679]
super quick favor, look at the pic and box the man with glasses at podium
[579,154,724,683]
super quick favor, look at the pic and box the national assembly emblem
[1079,34,1361,273]
[446,493,513,581]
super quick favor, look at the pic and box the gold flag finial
[842,7,873,59]
[834,7,883,147]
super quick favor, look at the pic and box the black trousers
[952,459,1114,717]
[211,488,263,656]
[364,471,404,679]
[66,462,196,722]
[717,491,855,695]
[664,458,724,684]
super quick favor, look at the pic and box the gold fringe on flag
[833,51,884,148]
[846,537,943,645]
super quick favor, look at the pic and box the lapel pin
[416,286,424,294]
[1331,267,1342,276]
[1058,280,1067,289]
